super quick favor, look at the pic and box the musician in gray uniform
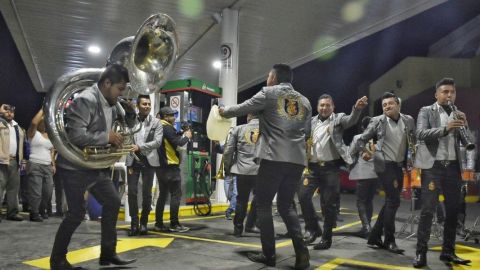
[348,116,378,239]
[351,92,415,255]
[224,113,260,237]
[125,95,163,236]
[300,94,367,250]
[50,65,137,269]
[413,78,472,268]
[220,64,311,269]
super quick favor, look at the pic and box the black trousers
[155,166,182,226]
[416,161,461,254]
[356,178,377,228]
[233,174,257,230]
[298,162,340,240]
[256,160,306,258]
[53,172,64,214]
[127,165,155,226]
[51,168,120,260]
[370,162,403,244]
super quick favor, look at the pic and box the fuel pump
[160,79,222,215]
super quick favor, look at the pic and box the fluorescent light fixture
[212,60,222,69]
[88,45,101,54]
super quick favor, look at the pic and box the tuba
[44,14,178,169]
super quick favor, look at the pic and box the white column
[216,8,239,204]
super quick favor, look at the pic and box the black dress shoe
[233,225,243,237]
[367,236,383,249]
[128,225,140,237]
[313,238,332,250]
[439,253,471,265]
[295,250,310,270]
[413,252,427,268]
[7,214,23,221]
[384,242,404,254]
[99,254,137,266]
[139,224,148,235]
[50,258,85,270]
[245,226,260,234]
[30,214,43,222]
[247,252,275,267]
[303,230,321,245]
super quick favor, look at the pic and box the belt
[435,160,458,167]
[9,156,16,160]
[310,159,341,167]
[385,161,403,167]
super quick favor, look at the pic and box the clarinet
[448,101,475,150]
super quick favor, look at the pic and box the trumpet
[448,101,475,151]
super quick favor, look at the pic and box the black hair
[318,94,333,102]
[381,92,400,104]
[361,116,371,131]
[137,95,150,104]
[435,77,455,90]
[98,64,129,85]
[272,64,293,83]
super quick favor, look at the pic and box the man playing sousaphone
[50,65,137,270]
[412,78,474,268]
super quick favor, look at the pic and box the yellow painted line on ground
[316,258,417,270]
[23,237,174,269]
[117,214,226,229]
[430,244,480,269]
[333,215,378,232]
[150,230,262,248]
[118,203,230,221]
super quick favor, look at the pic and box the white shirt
[383,116,406,162]
[311,114,340,162]
[435,103,456,160]
[8,120,18,157]
[29,131,53,165]
[96,84,114,132]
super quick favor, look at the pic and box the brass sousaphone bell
[44,14,179,169]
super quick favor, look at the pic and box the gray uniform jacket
[57,85,138,170]
[223,118,260,175]
[350,113,416,173]
[348,134,378,180]
[125,114,163,167]
[311,106,362,165]
[414,103,475,170]
[222,83,312,166]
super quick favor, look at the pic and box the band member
[154,106,192,233]
[220,64,311,269]
[348,116,378,238]
[299,94,367,249]
[50,64,137,269]
[412,78,472,268]
[351,92,415,254]
[223,113,260,237]
[126,95,163,236]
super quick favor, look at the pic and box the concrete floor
[2,194,480,270]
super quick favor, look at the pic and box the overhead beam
[0,0,44,91]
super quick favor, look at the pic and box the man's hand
[355,96,368,110]
[446,120,465,132]
[130,145,140,152]
[219,107,225,117]
[108,132,124,147]
[51,164,56,175]
[361,151,372,161]
[184,130,193,139]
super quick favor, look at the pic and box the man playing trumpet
[413,78,473,268]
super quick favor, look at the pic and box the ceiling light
[88,45,101,54]
[212,60,222,69]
